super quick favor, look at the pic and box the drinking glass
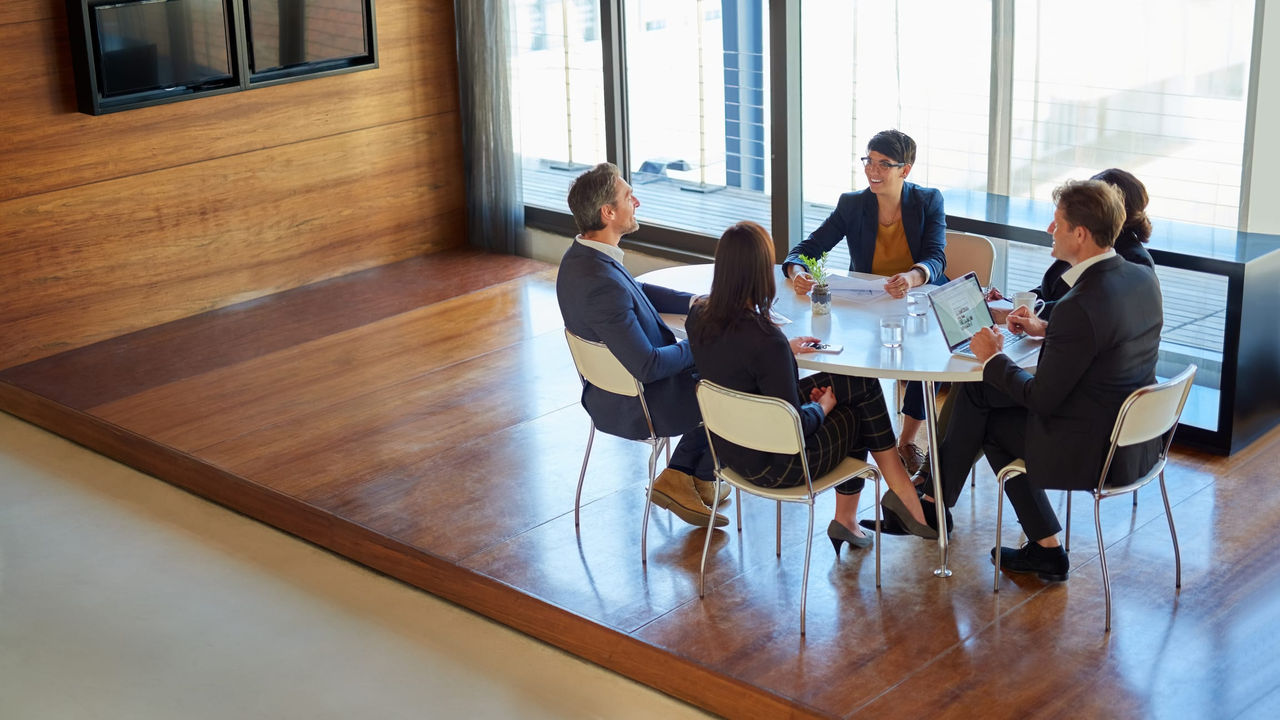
[880,315,905,348]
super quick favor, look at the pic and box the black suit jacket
[984,255,1163,490]
[1033,229,1154,321]
[556,241,700,439]
[783,182,948,285]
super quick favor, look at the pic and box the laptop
[927,271,1041,360]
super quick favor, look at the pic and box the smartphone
[805,342,843,353]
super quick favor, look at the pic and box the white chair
[694,380,882,635]
[993,365,1196,631]
[563,329,672,563]
[943,230,998,487]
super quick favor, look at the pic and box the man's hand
[1007,306,1047,338]
[990,304,1012,324]
[789,269,816,294]
[969,326,1003,363]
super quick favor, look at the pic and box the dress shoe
[912,456,933,490]
[919,496,953,536]
[991,543,1069,582]
[651,469,728,527]
[827,519,873,555]
[693,478,732,508]
[898,442,926,476]
[880,490,939,540]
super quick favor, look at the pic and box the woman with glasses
[782,129,947,477]
[689,221,938,552]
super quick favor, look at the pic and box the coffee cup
[1012,291,1045,316]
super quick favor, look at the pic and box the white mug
[1012,291,1045,316]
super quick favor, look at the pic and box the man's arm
[583,279,693,385]
[640,282,696,315]
[984,300,1097,417]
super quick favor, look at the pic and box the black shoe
[911,456,933,489]
[859,512,909,536]
[919,497,953,536]
[991,543,1069,582]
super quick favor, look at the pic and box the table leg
[924,380,951,577]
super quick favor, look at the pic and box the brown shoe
[652,469,729,527]
[898,442,926,477]
[693,478,731,508]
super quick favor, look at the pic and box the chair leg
[1095,494,1112,631]
[574,424,596,528]
[800,501,815,636]
[994,473,1004,592]
[1157,471,1182,589]
[873,474,882,589]
[775,501,782,557]
[735,488,742,532]
[698,478,726,598]
[640,440,662,564]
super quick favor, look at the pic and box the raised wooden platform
[2,249,1277,718]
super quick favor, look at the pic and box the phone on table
[804,342,843,353]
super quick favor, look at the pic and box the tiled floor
[0,412,707,720]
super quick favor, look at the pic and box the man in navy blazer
[557,162,727,528]
[925,179,1163,581]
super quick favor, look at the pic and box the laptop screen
[927,272,995,351]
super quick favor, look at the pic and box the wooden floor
[3,249,1278,719]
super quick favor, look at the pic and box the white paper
[770,309,792,325]
[825,273,886,297]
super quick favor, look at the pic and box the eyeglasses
[861,157,906,170]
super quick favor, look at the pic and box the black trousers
[936,381,1062,540]
[738,372,897,496]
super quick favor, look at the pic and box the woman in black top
[686,221,936,551]
[990,168,1156,322]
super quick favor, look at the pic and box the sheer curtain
[454,0,526,255]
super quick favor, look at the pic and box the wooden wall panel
[0,0,468,369]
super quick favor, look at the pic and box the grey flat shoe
[881,490,939,540]
[828,519,873,554]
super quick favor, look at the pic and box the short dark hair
[1090,168,1152,244]
[692,221,777,342]
[867,129,917,165]
[566,163,621,234]
[1052,179,1126,249]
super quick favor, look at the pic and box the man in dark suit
[557,162,727,528]
[918,179,1163,580]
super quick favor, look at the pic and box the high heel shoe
[881,490,939,540]
[828,519,873,555]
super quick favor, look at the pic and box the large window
[511,0,606,209]
[1009,0,1255,227]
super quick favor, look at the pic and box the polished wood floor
[2,249,1278,719]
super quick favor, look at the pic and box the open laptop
[927,271,1041,360]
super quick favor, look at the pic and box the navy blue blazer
[784,182,948,285]
[984,255,1163,490]
[556,241,700,439]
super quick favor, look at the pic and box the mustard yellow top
[871,219,914,277]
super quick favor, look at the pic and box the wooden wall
[0,0,466,369]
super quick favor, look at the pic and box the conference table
[637,263,1040,577]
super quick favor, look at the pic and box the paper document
[770,309,792,325]
[825,273,886,298]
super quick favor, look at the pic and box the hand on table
[969,326,1004,363]
[790,336,821,355]
[789,271,816,294]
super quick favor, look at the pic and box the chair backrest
[1112,365,1197,448]
[944,231,996,287]
[563,329,641,398]
[695,380,803,456]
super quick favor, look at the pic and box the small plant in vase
[799,252,832,315]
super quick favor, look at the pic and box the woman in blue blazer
[782,130,948,474]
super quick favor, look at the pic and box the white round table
[637,263,1039,576]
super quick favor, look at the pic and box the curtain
[454,0,526,255]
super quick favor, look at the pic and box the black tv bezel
[67,0,379,115]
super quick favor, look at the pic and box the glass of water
[880,315,905,348]
[906,288,930,317]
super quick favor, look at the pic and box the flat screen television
[68,0,378,115]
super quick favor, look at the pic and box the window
[511,0,606,210]
[624,0,771,235]
[1009,1,1255,228]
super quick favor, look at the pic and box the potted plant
[799,252,832,315]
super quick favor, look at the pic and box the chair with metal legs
[993,365,1196,631]
[694,380,882,635]
[563,329,672,563]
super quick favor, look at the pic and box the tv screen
[245,0,373,80]
[90,0,234,98]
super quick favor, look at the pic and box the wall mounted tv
[67,0,378,115]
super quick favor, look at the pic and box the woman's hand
[790,336,820,355]
[790,270,816,294]
[883,268,923,298]
[812,386,837,415]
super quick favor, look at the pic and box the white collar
[1061,249,1117,287]
[575,235,625,265]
